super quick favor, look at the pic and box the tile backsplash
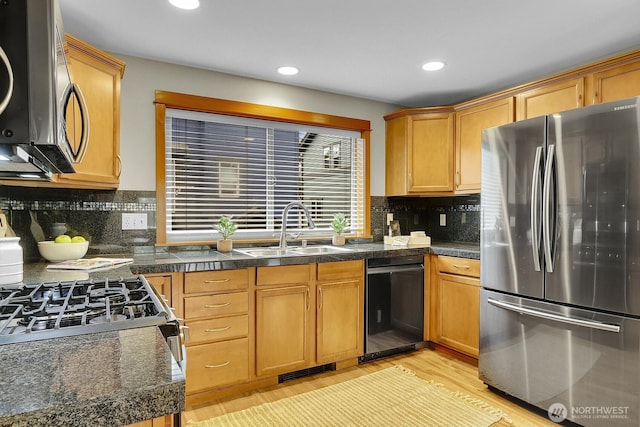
[2,185,479,261]
[370,195,480,243]
[1,187,156,261]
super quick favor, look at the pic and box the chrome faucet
[279,201,316,249]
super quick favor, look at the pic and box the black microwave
[0,0,88,179]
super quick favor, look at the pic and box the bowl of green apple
[38,234,89,262]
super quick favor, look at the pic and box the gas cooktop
[0,276,174,345]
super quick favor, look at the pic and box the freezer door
[546,97,640,315]
[479,289,640,426]
[481,117,546,298]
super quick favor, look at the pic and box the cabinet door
[316,279,363,363]
[385,116,409,196]
[516,77,584,120]
[54,34,125,188]
[144,273,174,307]
[255,285,312,376]
[436,273,480,357]
[407,113,454,193]
[590,60,640,104]
[454,98,514,192]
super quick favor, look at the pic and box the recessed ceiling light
[422,61,446,71]
[277,66,299,76]
[168,0,200,10]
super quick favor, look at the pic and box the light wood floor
[182,348,557,426]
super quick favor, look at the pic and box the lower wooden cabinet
[430,256,480,358]
[182,268,252,396]
[186,337,249,393]
[316,260,364,364]
[254,260,364,376]
[255,284,312,376]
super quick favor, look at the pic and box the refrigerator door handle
[488,298,621,333]
[530,146,544,272]
[542,144,556,273]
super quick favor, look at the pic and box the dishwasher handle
[367,265,424,275]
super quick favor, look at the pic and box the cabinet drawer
[317,260,364,282]
[186,314,248,345]
[256,264,311,286]
[184,291,248,319]
[186,338,249,393]
[184,269,248,294]
[438,256,480,278]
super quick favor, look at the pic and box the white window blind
[164,108,365,243]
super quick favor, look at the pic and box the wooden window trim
[154,90,372,246]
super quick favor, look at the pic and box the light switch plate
[122,213,148,230]
[439,214,446,227]
[386,213,394,225]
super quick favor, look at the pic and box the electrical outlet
[461,212,466,224]
[386,213,394,225]
[122,213,148,230]
[439,213,447,227]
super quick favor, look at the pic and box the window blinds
[164,109,365,243]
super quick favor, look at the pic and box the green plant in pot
[215,215,236,252]
[330,213,349,246]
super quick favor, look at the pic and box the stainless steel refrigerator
[480,97,640,426]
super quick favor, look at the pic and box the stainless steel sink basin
[236,248,294,257]
[290,245,352,255]
[236,245,352,257]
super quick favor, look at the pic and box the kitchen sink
[290,245,352,255]
[236,245,352,257]
[236,248,295,257]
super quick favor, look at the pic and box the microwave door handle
[542,144,556,272]
[62,82,90,164]
[0,46,14,115]
[530,146,544,272]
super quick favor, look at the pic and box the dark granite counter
[0,327,184,427]
[124,241,479,275]
[7,240,477,426]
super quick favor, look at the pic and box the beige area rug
[187,365,510,427]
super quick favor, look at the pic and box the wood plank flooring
[182,348,557,426]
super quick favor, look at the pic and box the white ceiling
[59,0,640,108]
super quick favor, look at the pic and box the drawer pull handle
[204,302,231,309]
[204,326,231,333]
[452,264,470,269]
[205,361,230,368]
[204,278,231,283]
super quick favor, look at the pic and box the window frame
[154,90,371,245]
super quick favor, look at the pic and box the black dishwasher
[361,255,425,362]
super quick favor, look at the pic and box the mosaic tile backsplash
[371,195,480,243]
[1,185,480,262]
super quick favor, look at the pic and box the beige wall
[117,55,402,195]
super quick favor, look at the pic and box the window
[155,91,370,244]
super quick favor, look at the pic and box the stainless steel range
[0,276,185,366]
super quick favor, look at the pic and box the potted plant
[215,215,236,252]
[330,213,349,246]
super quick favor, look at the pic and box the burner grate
[0,276,174,344]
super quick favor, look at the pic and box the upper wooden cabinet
[53,34,125,188]
[588,60,640,105]
[516,77,584,120]
[385,108,454,196]
[454,97,515,192]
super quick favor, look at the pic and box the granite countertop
[6,240,477,426]
[125,241,479,275]
[0,327,184,427]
